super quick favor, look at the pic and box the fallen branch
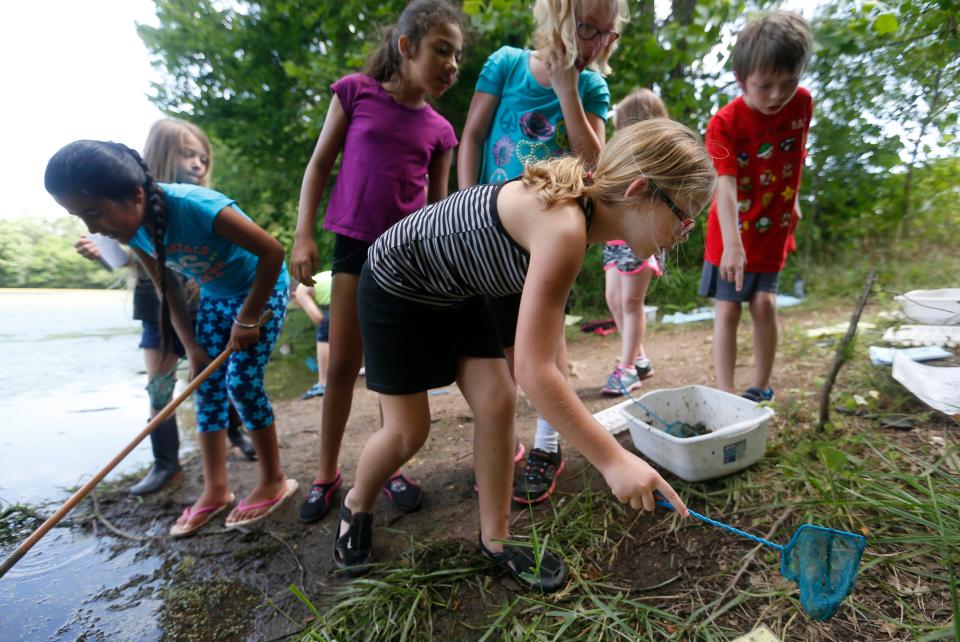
[818,270,876,432]
[91,491,157,542]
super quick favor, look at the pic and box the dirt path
[93,304,833,640]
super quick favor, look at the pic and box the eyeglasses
[650,181,696,239]
[576,22,620,47]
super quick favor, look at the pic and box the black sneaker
[333,493,374,576]
[478,536,569,593]
[512,446,564,505]
[383,472,423,512]
[298,470,342,523]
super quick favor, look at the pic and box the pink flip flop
[169,493,235,538]
[225,479,299,529]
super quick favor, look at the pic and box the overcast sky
[1,0,163,219]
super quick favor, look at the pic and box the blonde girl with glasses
[459,0,628,507]
[337,118,714,589]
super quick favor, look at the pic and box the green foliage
[0,217,117,289]
[125,0,955,309]
[803,0,960,258]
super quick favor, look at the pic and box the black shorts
[139,320,186,356]
[485,291,572,349]
[332,234,371,275]
[358,264,504,394]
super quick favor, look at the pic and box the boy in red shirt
[700,11,814,401]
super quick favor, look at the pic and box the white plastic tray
[894,289,960,325]
[620,385,774,482]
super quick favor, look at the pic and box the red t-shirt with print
[703,86,813,272]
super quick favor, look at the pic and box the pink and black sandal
[299,470,343,524]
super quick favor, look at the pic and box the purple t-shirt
[323,73,458,243]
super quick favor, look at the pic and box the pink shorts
[602,242,662,276]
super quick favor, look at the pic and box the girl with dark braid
[73,119,258,500]
[45,140,298,537]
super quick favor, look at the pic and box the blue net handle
[616,377,680,431]
[656,499,784,551]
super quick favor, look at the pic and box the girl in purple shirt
[290,0,463,524]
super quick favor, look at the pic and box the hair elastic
[584,171,594,185]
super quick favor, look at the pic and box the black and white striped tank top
[367,182,530,308]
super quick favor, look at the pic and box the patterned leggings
[193,282,288,432]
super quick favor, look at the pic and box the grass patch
[0,501,45,547]
[264,252,960,639]
[285,286,959,640]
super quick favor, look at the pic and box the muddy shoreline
[7,307,845,640]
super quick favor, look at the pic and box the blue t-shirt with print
[128,183,288,299]
[476,46,610,184]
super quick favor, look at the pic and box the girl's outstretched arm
[457,92,499,189]
[512,209,688,516]
[212,206,285,351]
[132,248,208,376]
[292,95,349,285]
[427,148,453,204]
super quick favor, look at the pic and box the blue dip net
[657,499,867,621]
[781,524,867,621]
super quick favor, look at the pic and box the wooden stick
[0,309,273,578]
[817,270,876,432]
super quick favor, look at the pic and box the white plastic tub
[644,305,658,323]
[894,289,960,325]
[619,385,775,482]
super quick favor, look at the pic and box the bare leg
[341,392,431,532]
[457,357,515,552]
[315,273,363,483]
[174,429,231,529]
[226,424,287,522]
[713,300,742,393]
[748,292,778,390]
[604,268,624,339]
[316,340,330,386]
[619,268,654,366]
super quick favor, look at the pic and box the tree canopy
[14,0,959,297]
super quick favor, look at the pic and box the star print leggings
[192,280,289,433]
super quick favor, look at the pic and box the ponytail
[124,148,174,357]
[364,0,464,83]
[522,119,716,217]
[522,156,591,208]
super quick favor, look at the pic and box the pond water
[0,289,194,641]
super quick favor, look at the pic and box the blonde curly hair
[532,0,628,76]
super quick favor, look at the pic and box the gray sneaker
[600,366,641,396]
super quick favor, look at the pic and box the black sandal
[478,536,569,593]
[333,493,374,576]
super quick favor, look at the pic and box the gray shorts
[698,261,780,303]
